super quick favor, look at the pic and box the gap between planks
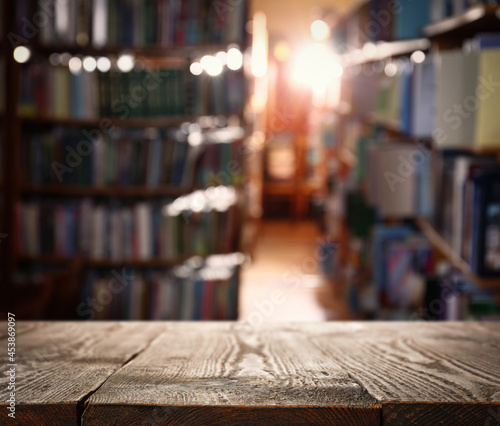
[77,330,163,426]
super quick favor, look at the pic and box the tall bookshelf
[321,0,500,320]
[2,0,250,320]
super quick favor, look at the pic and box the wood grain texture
[3,322,500,425]
[0,322,162,425]
[83,322,379,425]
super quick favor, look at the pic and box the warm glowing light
[274,41,291,62]
[410,50,426,64]
[97,57,111,72]
[291,43,343,88]
[68,57,82,74]
[362,42,377,58]
[227,48,243,70]
[13,46,31,63]
[251,12,268,78]
[117,54,134,72]
[384,62,397,77]
[215,51,227,65]
[190,61,203,75]
[200,55,223,76]
[310,20,330,41]
[82,56,97,72]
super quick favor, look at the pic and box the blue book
[395,0,431,40]
[399,62,413,134]
[70,71,84,118]
[472,33,500,50]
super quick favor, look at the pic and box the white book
[134,203,152,260]
[411,57,436,137]
[435,50,479,147]
[92,0,108,47]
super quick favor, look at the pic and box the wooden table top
[0,322,499,425]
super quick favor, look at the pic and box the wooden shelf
[17,253,236,268]
[29,41,242,57]
[416,217,500,290]
[20,184,190,197]
[423,4,500,39]
[341,38,431,67]
[19,115,199,128]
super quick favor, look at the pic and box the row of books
[434,151,500,276]
[333,0,430,51]
[15,0,247,47]
[80,255,241,320]
[348,36,500,147]
[21,126,244,187]
[19,60,245,118]
[17,190,239,259]
[334,0,498,51]
[344,129,500,277]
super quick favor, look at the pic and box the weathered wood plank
[82,322,380,425]
[300,322,500,424]
[0,322,162,425]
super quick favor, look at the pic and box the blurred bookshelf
[2,0,250,320]
[314,0,500,321]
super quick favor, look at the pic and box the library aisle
[239,221,349,321]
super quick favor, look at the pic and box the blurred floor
[239,220,349,322]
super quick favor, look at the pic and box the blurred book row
[15,0,247,47]
[17,187,240,259]
[345,34,500,148]
[21,126,243,188]
[19,60,245,119]
[80,254,242,320]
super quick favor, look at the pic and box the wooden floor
[239,220,349,321]
[1,322,499,425]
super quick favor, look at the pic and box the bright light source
[68,56,82,74]
[227,47,243,70]
[215,51,227,65]
[274,41,291,62]
[384,62,397,77]
[291,43,342,88]
[410,50,426,64]
[251,12,268,78]
[97,56,111,72]
[117,54,134,72]
[310,20,330,41]
[13,46,31,63]
[82,56,97,72]
[363,42,377,58]
[200,55,223,76]
[190,61,203,75]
